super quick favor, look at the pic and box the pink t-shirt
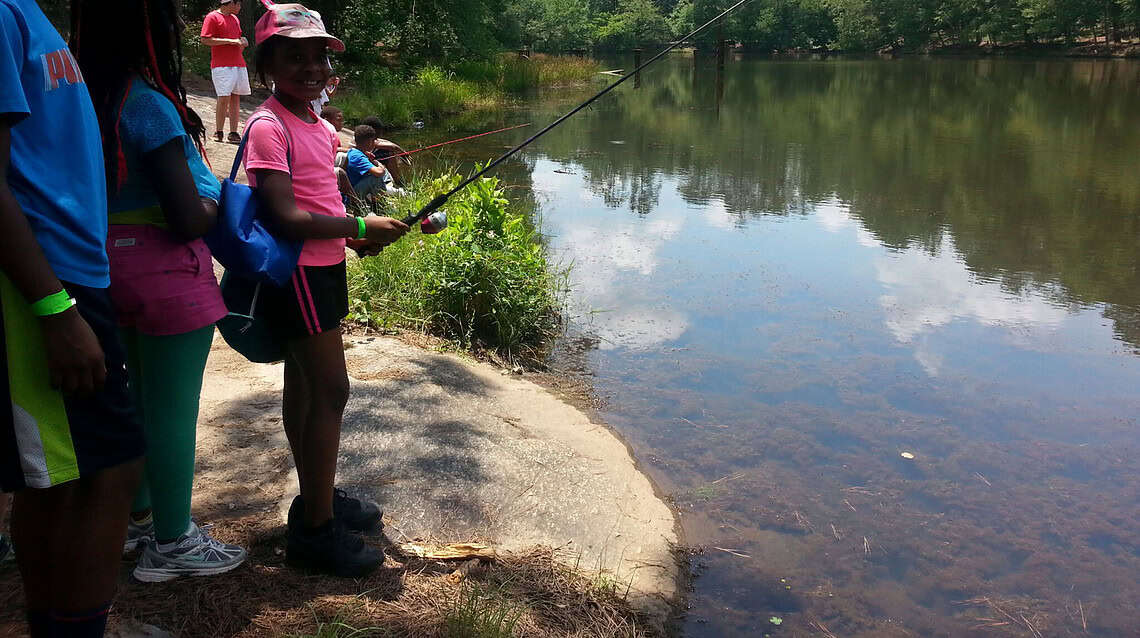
[243,97,347,267]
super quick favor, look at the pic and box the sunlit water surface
[409,55,1140,637]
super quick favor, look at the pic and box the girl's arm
[142,139,217,239]
[253,168,408,244]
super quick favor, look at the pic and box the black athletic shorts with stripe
[0,276,144,492]
[262,261,349,341]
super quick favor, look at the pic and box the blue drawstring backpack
[208,112,299,363]
[204,111,301,285]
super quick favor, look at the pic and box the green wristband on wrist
[356,216,367,240]
[30,289,75,317]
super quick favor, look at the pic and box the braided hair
[70,0,207,191]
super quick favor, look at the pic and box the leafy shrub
[182,20,212,79]
[336,56,599,126]
[348,170,565,359]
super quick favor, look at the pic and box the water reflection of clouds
[534,163,691,350]
[815,200,1069,375]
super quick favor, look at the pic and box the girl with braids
[71,0,247,581]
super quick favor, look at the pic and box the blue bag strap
[229,110,294,181]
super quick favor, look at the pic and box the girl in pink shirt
[242,4,407,578]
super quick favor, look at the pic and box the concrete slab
[198,332,680,627]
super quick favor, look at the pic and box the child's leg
[214,96,227,135]
[12,458,142,634]
[123,329,153,517]
[282,353,310,483]
[227,95,241,134]
[134,327,214,542]
[285,328,350,529]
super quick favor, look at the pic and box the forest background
[36,0,1140,67]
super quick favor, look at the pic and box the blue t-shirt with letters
[0,0,110,288]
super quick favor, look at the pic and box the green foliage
[182,20,212,79]
[596,0,674,48]
[335,56,599,126]
[509,0,597,51]
[173,0,1134,66]
[442,584,522,638]
[348,170,565,359]
[335,66,489,127]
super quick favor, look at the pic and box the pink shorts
[107,225,227,336]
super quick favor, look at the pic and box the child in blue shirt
[344,124,394,200]
[0,1,145,635]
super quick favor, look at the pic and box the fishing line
[399,0,751,227]
[377,123,532,161]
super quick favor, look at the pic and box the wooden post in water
[715,36,725,119]
[633,47,643,89]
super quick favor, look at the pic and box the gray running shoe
[124,515,154,553]
[133,521,247,583]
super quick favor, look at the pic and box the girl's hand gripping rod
[392,0,750,235]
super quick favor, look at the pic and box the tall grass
[347,170,565,361]
[336,54,601,126]
[442,584,522,638]
[456,54,602,94]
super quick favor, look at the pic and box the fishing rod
[396,0,751,232]
[377,123,532,161]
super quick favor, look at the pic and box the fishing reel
[417,210,448,234]
[351,209,447,258]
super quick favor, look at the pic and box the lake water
[408,55,1140,637]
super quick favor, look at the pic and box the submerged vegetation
[348,170,565,361]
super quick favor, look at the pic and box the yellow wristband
[30,289,75,317]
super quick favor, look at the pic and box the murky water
[407,55,1140,636]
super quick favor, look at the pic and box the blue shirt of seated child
[343,148,376,187]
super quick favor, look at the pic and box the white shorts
[211,66,251,97]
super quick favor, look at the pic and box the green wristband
[356,215,367,240]
[30,289,75,317]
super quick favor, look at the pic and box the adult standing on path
[200,0,250,144]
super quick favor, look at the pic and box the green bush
[182,20,212,79]
[348,170,565,360]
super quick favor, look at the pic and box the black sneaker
[286,519,383,578]
[287,489,383,533]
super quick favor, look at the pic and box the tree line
[185,0,1140,60]
[36,0,1140,66]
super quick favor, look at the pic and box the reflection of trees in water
[537,56,1140,346]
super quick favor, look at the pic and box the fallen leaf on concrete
[398,542,497,560]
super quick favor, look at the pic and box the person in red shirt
[200,0,249,143]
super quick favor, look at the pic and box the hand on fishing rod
[348,237,383,258]
[350,216,410,258]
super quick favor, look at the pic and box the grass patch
[442,584,522,638]
[348,169,565,363]
[336,54,601,127]
[456,54,602,94]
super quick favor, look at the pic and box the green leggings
[124,326,214,542]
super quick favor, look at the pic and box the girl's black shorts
[263,260,349,341]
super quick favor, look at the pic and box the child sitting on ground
[344,125,395,201]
